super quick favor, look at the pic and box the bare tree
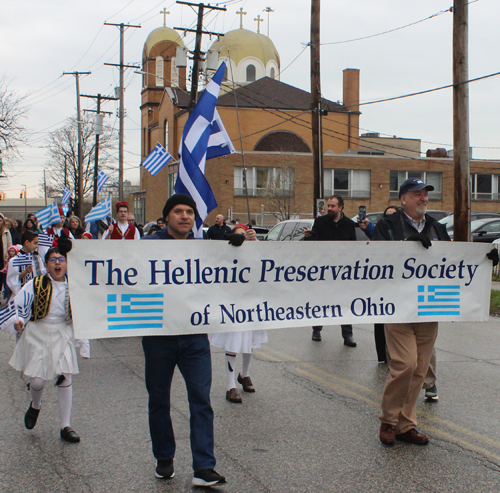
[0,78,28,166]
[43,115,118,201]
[263,164,296,221]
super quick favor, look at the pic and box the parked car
[439,212,500,232]
[264,219,314,241]
[448,217,500,242]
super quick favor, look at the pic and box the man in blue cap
[373,178,450,447]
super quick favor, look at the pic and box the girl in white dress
[209,224,268,403]
[7,237,81,443]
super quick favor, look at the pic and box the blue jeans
[142,334,215,471]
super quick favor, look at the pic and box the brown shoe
[237,373,255,392]
[226,388,242,403]
[379,423,396,446]
[396,428,429,445]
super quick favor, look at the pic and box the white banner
[68,241,493,340]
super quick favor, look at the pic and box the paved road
[1,316,500,492]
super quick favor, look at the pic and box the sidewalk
[492,281,500,291]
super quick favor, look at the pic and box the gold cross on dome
[160,8,170,27]
[254,14,264,34]
[236,7,247,29]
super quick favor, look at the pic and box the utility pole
[104,22,141,201]
[174,1,226,114]
[63,71,91,218]
[453,0,470,242]
[82,93,117,205]
[43,170,47,206]
[310,0,323,217]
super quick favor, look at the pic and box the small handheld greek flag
[61,187,72,205]
[175,60,234,237]
[142,144,173,176]
[11,253,33,268]
[38,232,55,249]
[97,170,109,193]
[35,203,61,229]
[85,196,112,223]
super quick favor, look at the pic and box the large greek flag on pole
[174,60,235,237]
[35,203,60,229]
[142,144,173,176]
[85,196,112,223]
[97,170,109,193]
[61,187,72,205]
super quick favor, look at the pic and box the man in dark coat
[304,195,357,346]
[373,178,449,447]
[206,214,231,240]
[141,194,226,487]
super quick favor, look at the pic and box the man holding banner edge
[141,194,226,487]
[374,178,450,446]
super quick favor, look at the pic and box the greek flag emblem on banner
[418,285,461,316]
[107,293,164,330]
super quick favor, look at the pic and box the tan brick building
[137,23,500,227]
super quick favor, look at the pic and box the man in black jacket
[304,195,357,346]
[373,178,449,447]
[207,214,232,240]
[141,194,226,487]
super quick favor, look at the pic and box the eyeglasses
[48,257,66,264]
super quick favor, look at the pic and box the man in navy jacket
[141,193,226,487]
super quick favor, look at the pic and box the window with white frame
[324,169,370,199]
[234,167,294,196]
[156,56,164,86]
[390,171,442,199]
[471,173,500,201]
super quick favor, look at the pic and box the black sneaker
[192,468,226,487]
[425,384,439,402]
[24,402,40,430]
[155,459,175,479]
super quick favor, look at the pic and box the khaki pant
[380,322,438,434]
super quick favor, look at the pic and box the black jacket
[206,223,232,240]
[372,209,450,242]
[306,213,357,242]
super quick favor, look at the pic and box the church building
[135,15,500,227]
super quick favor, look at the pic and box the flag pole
[228,52,251,226]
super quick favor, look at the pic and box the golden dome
[210,28,280,67]
[144,26,185,57]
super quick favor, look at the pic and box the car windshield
[438,215,454,230]
[471,218,498,233]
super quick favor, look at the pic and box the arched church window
[246,64,256,82]
[156,56,164,86]
[270,67,275,79]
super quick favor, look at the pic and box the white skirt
[209,330,268,354]
[9,319,79,380]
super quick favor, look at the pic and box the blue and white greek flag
[38,232,55,249]
[175,60,234,237]
[35,202,60,229]
[11,253,33,268]
[142,144,173,176]
[61,187,72,205]
[85,197,112,223]
[97,170,109,193]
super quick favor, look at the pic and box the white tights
[30,374,73,429]
[225,352,253,390]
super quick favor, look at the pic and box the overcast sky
[1,0,499,199]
